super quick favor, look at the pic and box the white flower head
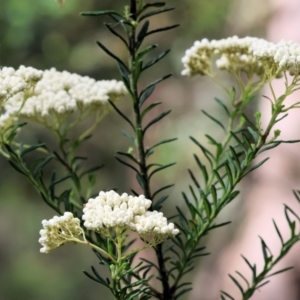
[82,190,179,244]
[2,68,127,130]
[182,36,300,80]
[130,211,179,244]
[39,212,83,253]
[182,36,265,78]
[0,66,43,132]
[82,191,152,234]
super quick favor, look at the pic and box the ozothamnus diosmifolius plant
[2,0,300,299]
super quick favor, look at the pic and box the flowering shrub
[3,1,300,299]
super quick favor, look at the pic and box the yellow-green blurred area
[0,0,267,299]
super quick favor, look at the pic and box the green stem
[127,1,171,299]
[173,90,289,291]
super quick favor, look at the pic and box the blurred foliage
[0,0,238,299]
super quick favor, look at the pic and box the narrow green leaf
[213,170,226,191]
[140,2,166,11]
[265,267,293,278]
[220,291,234,300]
[241,255,256,278]
[20,143,45,157]
[117,61,131,91]
[188,169,200,189]
[255,280,270,289]
[142,49,171,71]
[145,24,180,37]
[259,237,272,263]
[143,110,171,133]
[241,113,256,129]
[141,102,162,120]
[34,155,53,175]
[104,23,128,49]
[137,20,150,48]
[190,136,214,167]
[272,219,284,245]
[275,113,288,124]
[229,146,241,173]
[193,154,209,184]
[215,97,230,116]
[152,184,174,198]
[207,221,231,231]
[235,271,249,288]
[149,162,176,179]
[96,41,129,72]
[230,132,247,152]
[117,151,139,165]
[229,274,244,294]
[80,165,103,178]
[153,195,168,210]
[137,44,158,59]
[108,99,135,130]
[83,271,104,284]
[202,110,226,132]
[139,86,156,107]
[81,10,124,19]
[8,160,26,175]
[293,190,300,203]
[211,185,218,206]
[131,189,139,196]
[242,157,269,178]
[121,129,135,143]
[116,157,140,174]
[175,288,193,299]
[136,173,144,189]
[140,74,172,100]
[247,127,259,142]
[202,197,212,218]
[149,137,177,150]
[48,174,73,190]
[224,163,233,188]
[139,7,175,21]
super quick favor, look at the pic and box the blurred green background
[0,0,267,299]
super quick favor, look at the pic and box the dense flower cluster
[0,66,43,133]
[39,212,83,253]
[252,39,300,76]
[0,66,42,103]
[132,211,179,243]
[182,36,300,79]
[83,190,179,243]
[83,190,152,230]
[39,191,179,253]
[1,67,127,130]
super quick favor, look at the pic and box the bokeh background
[1,0,300,299]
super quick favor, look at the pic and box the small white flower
[2,67,127,130]
[83,190,179,244]
[130,211,179,243]
[82,191,152,233]
[39,212,83,253]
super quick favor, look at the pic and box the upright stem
[128,1,171,298]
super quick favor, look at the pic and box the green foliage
[3,0,300,300]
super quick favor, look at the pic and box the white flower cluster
[83,190,179,243]
[0,66,42,103]
[182,36,300,79]
[0,66,43,133]
[133,211,179,243]
[2,68,127,130]
[251,39,300,75]
[39,212,82,253]
[181,36,265,77]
